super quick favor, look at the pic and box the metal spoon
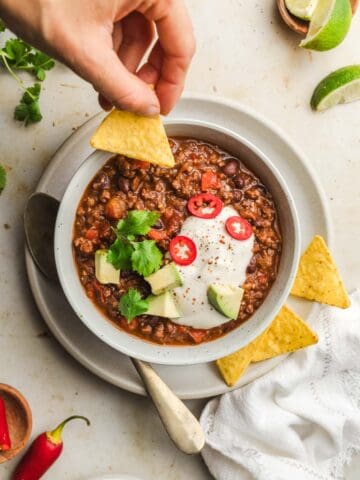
[24,192,205,455]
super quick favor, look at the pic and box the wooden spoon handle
[131,358,205,455]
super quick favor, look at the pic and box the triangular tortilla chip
[251,305,318,362]
[90,110,174,168]
[291,235,350,308]
[216,305,318,386]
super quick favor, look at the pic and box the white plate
[87,475,142,480]
[25,94,332,399]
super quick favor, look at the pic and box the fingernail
[144,104,160,117]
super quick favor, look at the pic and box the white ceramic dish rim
[24,93,332,398]
[54,117,300,366]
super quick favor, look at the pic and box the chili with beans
[73,138,282,345]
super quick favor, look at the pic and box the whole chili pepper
[12,415,90,480]
[0,396,11,451]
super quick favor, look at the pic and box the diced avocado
[146,291,181,318]
[95,249,120,284]
[145,262,183,295]
[207,284,244,320]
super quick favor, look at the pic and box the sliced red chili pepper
[187,193,223,219]
[0,396,11,452]
[201,171,220,191]
[148,229,168,241]
[225,216,253,240]
[169,236,197,266]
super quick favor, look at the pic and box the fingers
[141,0,196,114]
[98,13,155,114]
[75,33,160,116]
[118,12,154,73]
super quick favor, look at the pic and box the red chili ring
[187,193,223,219]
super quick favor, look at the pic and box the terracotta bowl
[277,0,359,35]
[0,384,32,464]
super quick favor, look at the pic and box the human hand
[0,0,195,115]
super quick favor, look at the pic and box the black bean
[222,159,239,177]
[152,218,164,230]
[118,176,130,193]
[233,174,245,189]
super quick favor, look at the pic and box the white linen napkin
[200,290,360,480]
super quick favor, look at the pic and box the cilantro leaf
[107,238,134,270]
[14,83,42,125]
[119,288,149,322]
[28,50,55,81]
[0,165,6,194]
[117,210,160,237]
[2,38,31,68]
[0,19,5,32]
[131,240,163,277]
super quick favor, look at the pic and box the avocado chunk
[145,262,183,295]
[146,291,181,318]
[95,249,120,284]
[207,284,244,320]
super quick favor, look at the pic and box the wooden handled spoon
[277,0,359,35]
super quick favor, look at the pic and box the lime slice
[311,65,360,111]
[300,0,352,51]
[285,0,318,20]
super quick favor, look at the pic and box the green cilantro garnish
[107,210,163,277]
[107,238,133,271]
[117,210,160,236]
[119,288,149,322]
[14,83,42,125]
[0,165,6,194]
[0,22,55,125]
[131,240,163,277]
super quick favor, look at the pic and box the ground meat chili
[73,138,282,346]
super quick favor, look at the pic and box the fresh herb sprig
[119,288,149,323]
[0,22,55,125]
[107,210,163,277]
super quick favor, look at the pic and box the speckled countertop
[1,1,360,478]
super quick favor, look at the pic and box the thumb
[76,43,160,116]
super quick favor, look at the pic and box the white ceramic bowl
[54,119,300,365]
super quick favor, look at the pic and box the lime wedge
[300,0,352,51]
[311,65,360,111]
[285,0,318,20]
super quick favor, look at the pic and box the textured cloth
[200,290,360,480]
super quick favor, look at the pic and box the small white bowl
[54,119,300,365]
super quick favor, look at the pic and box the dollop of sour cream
[171,206,254,329]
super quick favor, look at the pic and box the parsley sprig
[119,288,149,323]
[107,210,163,277]
[0,22,55,125]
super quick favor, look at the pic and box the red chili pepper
[187,193,223,219]
[0,396,11,451]
[201,171,220,191]
[169,236,197,266]
[225,216,253,240]
[12,415,90,480]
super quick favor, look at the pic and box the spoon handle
[131,358,205,455]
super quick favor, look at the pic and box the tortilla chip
[291,235,350,308]
[90,110,174,168]
[216,343,257,388]
[251,305,318,362]
[216,305,318,387]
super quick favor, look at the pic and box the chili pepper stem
[46,415,90,444]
